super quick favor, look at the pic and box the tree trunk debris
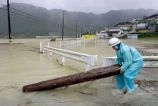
[23,64,121,92]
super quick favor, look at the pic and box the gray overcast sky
[1,0,158,14]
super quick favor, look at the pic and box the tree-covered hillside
[0,3,158,38]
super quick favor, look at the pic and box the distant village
[96,14,158,39]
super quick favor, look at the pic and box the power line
[0,7,62,36]
[0,3,59,25]
[2,7,46,23]
[12,6,62,25]
[0,7,49,25]
[0,8,43,26]
[10,6,47,22]
[0,3,77,37]
[0,3,65,27]
[0,8,33,20]
[0,7,63,34]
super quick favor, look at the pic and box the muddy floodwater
[0,38,158,106]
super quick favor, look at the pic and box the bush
[50,37,56,42]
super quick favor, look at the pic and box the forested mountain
[0,3,158,38]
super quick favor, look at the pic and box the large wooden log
[23,65,121,92]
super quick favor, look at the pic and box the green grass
[138,32,158,42]
[138,32,158,38]
[139,37,158,41]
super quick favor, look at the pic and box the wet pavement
[0,38,157,106]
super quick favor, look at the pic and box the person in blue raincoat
[109,37,143,94]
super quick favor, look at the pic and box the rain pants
[115,43,143,92]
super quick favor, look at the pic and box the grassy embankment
[138,32,158,41]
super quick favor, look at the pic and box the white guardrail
[102,56,158,68]
[40,40,97,71]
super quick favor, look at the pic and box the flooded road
[0,39,157,106]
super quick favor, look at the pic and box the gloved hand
[120,67,124,73]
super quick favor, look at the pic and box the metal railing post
[40,42,43,53]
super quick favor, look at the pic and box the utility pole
[75,23,77,38]
[61,10,65,40]
[7,0,12,43]
[80,27,82,38]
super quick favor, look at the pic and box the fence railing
[40,40,97,71]
[102,56,158,67]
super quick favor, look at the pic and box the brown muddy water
[0,39,157,106]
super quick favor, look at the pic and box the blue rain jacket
[115,43,143,92]
[116,43,142,72]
